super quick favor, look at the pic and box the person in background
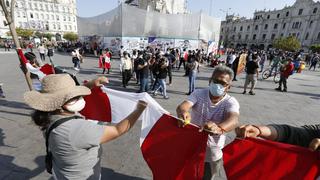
[137,52,151,93]
[242,55,259,95]
[177,66,240,180]
[120,51,132,88]
[259,52,267,73]
[186,54,199,95]
[38,44,47,62]
[71,48,81,71]
[178,49,187,71]
[24,74,148,179]
[275,58,294,92]
[309,53,319,71]
[153,57,169,99]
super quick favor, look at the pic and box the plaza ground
[0,50,319,179]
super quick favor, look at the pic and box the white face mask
[64,97,86,112]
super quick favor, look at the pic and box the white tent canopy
[77,3,221,41]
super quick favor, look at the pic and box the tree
[15,27,34,39]
[272,36,301,52]
[34,31,54,40]
[63,32,78,42]
[310,44,320,53]
[0,0,33,90]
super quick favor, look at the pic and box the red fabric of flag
[141,114,208,180]
[223,138,320,180]
[81,86,111,122]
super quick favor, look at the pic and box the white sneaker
[74,67,80,71]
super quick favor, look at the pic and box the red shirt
[281,62,294,78]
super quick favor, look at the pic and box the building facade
[220,0,320,50]
[125,0,187,14]
[0,0,77,39]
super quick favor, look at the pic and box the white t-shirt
[187,89,240,161]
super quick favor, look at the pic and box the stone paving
[0,50,319,179]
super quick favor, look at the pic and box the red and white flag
[223,138,320,180]
[81,87,209,180]
[18,49,55,80]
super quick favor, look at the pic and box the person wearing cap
[24,74,148,179]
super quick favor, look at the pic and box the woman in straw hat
[24,74,147,179]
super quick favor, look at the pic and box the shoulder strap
[45,116,81,154]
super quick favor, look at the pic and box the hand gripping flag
[223,138,320,180]
[81,87,209,180]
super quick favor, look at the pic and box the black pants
[168,67,172,84]
[102,68,110,74]
[40,53,45,61]
[309,63,317,71]
[178,59,186,70]
[278,75,288,90]
[122,69,132,87]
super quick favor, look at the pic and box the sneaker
[0,94,5,98]
[164,96,169,99]
[168,83,172,86]
[242,91,246,94]
[153,91,158,96]
[249,91,255,95]
[186,92,191,95]
[74,67,80,71]
[283,89,287,92]
[275,87,282,91]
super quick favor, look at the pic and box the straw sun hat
[24,74,91,112]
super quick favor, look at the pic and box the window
[271,34,276,40]
[51,15,54,20]
[286,11,289,17]
[305,33,309,40]
[34,3,38,10]
[233,27,236,32]
[30,13,33,18]
[41,14,44,19]
[310,21,313,28]
[280,33,284,37]
[39,4,43,10]
[68,16,71,21]
[267,15,270,19]
[73,17,76,22]
[313,8,318,14]
[46,24,49,31]
[238,35,242,40]
[56,15,60,20]
[317,32,320,40]
[35,13,39,19]
[245,34,249,40]
[298,9,303,15]
[64,25,67,30]
[264,24,268,30]
[274,23,278,29]
[22,12,26,18]
[17,11,20,17]
[283,23,286,29]
[253,34,257,40]
[255,25,258,30]
[277,14,280,18]
[45,4,49,11]
[69,25,72,30]
[240,26,243,31]
[221,28,224,32]
[53,24,56,29]
[28,3,32,9]
[262,34,266,40]
[63,16,66,21]
[247,26,250,31]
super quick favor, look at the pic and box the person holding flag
[176,65,240,180]
[24,74,148,179]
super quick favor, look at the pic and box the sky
[77,0,299,19]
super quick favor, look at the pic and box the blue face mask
[209,83,225,97]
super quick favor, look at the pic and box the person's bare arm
[235,125,278,140]
[84,76,109,89]
[100,101,147,144]
[200,112,239,135]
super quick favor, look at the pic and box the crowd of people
[1,42,319,179]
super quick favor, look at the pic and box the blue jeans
[188,71,197,93]
[155,79,167,97]
[139,77,149,92]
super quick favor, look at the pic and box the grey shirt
[270,124,320,148]
[48,115,105,180]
